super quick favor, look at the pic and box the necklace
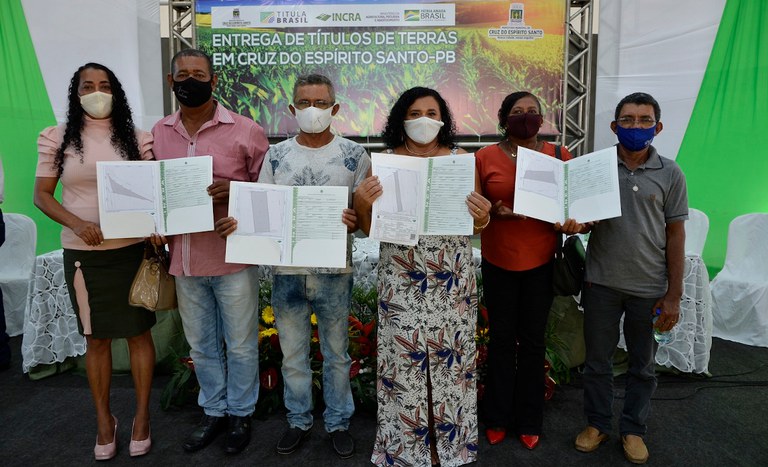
[624,170,639,192]
[404,140,439,156]
[500,140,517,157]
[501,139,541,158]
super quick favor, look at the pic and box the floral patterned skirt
[371,235,478,467]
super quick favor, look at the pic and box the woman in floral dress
[355,87,492,467]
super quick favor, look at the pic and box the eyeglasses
[616,117,657,129]
[294,99,334,110]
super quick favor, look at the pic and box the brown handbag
[129,241,177,311]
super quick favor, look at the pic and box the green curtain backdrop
[677,0,768,277]
[0,0,58,254]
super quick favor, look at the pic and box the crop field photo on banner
[195,0,566,138]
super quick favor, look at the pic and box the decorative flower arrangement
[162,274,570,412]
[347,286,379,413]
[161,280,380,414]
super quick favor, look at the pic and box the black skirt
[63,242,156,339]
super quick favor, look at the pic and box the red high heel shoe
[485,428,506,445]
[519,434,540,450]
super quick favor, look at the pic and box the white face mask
[80,91,113,119]
[294,106,334,134]
[404,116,444,145]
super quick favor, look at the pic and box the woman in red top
[476,92,582,450]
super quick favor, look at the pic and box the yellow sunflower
[261,306,275,325]
[259,327,278,340]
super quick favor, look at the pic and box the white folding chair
[685,208,709,257]
[0,213,38,336]
[711,213,768,347]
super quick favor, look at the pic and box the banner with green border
[196,0,567,138]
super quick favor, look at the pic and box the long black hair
[53,62,141,176]
[381,87,458,149]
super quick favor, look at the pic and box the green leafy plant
[159,345,198,411]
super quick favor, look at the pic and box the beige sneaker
[622,434,649,464]
[574,426,608,452]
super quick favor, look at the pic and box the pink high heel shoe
[129,418,152,457]
[94,415,118,461]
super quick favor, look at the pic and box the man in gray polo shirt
[574,92,688,465]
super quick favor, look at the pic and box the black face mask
[506,113,543,139]
[172,77,213,108]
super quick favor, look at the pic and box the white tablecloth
[21,250,86,373]
[619,255,713,373]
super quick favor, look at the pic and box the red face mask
[506,113,543,139]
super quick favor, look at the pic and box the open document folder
[96,156,213,239]
[513,146,621,224]
[370,152,475,246]
[225,182,349,268]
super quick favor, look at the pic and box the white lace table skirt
[21,250,86,372]
[618,255,713,373]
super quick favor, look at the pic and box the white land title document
[97,156,213,239]
[225,182,349,267]
[370,152,475,246]
[514,146,621,224]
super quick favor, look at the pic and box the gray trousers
[582,282,659,436]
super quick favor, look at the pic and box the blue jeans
[272,273,354,432]
[582,282,659,436]
[175,267,260,417]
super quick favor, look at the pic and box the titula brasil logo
[260,12,276,24]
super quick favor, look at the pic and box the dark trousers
[0,208,10,368]
[582,282,658,436]
[481,259,554,434]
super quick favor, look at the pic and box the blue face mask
[616,125,656,152]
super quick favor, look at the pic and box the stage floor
[1,335,767,466]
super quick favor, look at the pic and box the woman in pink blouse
[34,63,156,460]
